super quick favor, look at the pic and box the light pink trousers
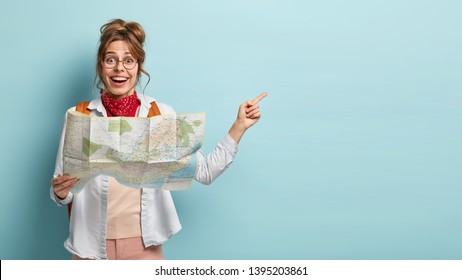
[72,237,164,260]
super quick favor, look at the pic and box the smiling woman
[49,18,267,260]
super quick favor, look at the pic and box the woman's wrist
[228,120,247,143]
[55,191,67,200]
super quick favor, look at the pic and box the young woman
[50,19,266,260]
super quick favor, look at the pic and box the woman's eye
[106,57,115,63]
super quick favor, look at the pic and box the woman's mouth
[110,76,129,86]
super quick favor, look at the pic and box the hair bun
[123,22,145,45]
[100,19,145,46]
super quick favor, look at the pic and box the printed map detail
[63,110,205,193]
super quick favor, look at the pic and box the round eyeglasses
[103,56,138,70]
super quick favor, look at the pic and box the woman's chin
[105,88,135,99]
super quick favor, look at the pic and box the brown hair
[95,19,150,92]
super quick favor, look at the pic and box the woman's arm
[195,92,267,185]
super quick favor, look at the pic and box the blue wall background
[0,0,460,260]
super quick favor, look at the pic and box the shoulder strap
[76,101,91,115]
[147,101,161,117]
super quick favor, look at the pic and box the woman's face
[101,40,139,99]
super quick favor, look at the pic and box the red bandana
[101,91,140,117]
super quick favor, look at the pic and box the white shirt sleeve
[194,133,239,185]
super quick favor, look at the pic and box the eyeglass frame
[102,56,138,70]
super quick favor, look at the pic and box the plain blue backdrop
[0,0,461,259]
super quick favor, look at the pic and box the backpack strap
[76,101,91,115]
[147,101,161,117]
[66,100,161,220]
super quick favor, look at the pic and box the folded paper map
[63,110,205,193]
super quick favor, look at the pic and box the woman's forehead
[105,41,132,54]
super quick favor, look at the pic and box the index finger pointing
[251,92,268,104]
